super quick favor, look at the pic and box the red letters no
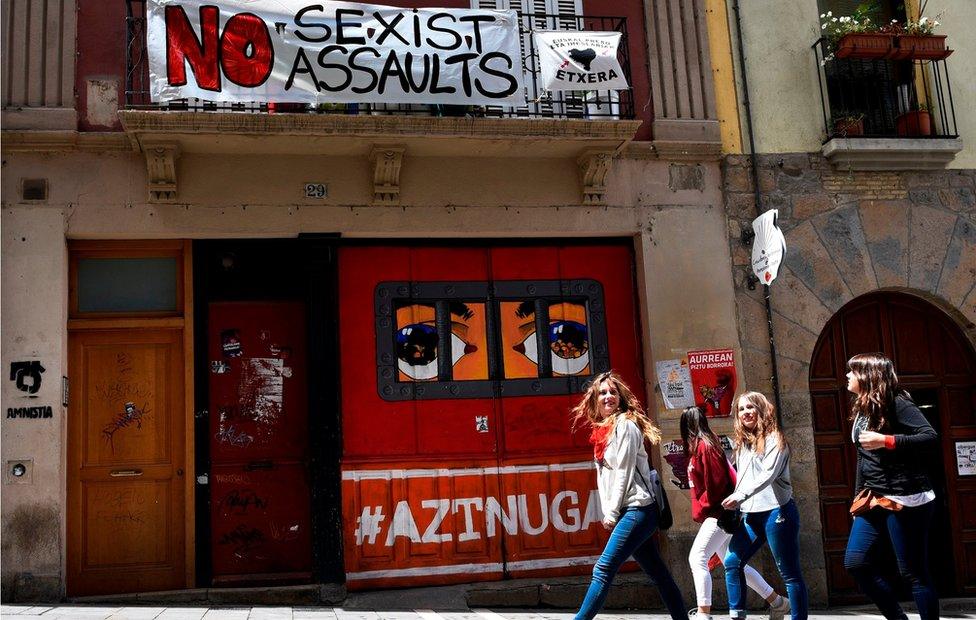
[166,5,220,91]
[220,13,274,87]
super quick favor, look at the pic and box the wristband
[884,435,896,450]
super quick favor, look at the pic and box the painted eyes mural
[502,301,590,378]
[395,302,488,382]
[375,279,609,400]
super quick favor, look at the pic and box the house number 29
[304,183,328,199]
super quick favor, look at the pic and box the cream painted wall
[934,0,976,168]
[729,0,824,154]
[726,0,975,167]
[1,207,68,599]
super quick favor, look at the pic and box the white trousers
[688,516,775,607]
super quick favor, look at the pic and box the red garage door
[338,243,643,589]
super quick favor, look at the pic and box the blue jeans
[574,504,686,620]
[724,499,807,620]
[844,502,939,620]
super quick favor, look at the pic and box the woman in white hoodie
[570,371,687,620]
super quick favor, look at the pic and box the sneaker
[687,610,712,620]
[769,595,791,620]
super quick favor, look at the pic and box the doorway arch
[809,291,976,604]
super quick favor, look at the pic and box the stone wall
[722,152,976,605]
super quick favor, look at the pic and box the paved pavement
[3,607,975,620]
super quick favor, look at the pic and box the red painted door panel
[338,244,642,589]
[208,301,312,584]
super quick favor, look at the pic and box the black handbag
[716,507,741,534]
[648,468,673,531]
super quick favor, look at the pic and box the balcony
[812,37,962,170]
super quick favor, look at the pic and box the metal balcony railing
[812,38,958,142]
[125,1,634,120]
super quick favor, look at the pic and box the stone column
[645,0,722,157]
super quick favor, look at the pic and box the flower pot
[833,117,865,137]
[890,34,952,60]
[895,110,932,136]
[835,33,895,59]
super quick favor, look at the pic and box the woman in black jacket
[843,353,940,620]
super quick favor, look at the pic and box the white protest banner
[147,0,527,106]
[655,359,695,410]
[751,209,787,285]
[533,31,629,92]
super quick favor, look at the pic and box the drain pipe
[731,0,785,423]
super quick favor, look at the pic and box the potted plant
[891,12,951,60]
[820,3,893,60]
[832,112,866,137]
[896,102,932,136]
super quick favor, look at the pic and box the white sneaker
[687,610,712,620]
[769,595,791,620]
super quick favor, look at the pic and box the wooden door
[208,301,312,585]
[809,292,976,604]
[67,328,186,596]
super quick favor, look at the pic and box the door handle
[245,460,274,471]
[110,469,143,477]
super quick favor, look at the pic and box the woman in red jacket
[681,406,789,620]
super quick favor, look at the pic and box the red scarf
[590,422,614,462]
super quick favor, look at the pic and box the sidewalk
[2,606,976,620]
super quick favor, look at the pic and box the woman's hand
[602,517,616,530]
[858,430,887,450]
[721,496,740,509]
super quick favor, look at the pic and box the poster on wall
[147,0,527,105]
[655,359,695,410]
[662,439,689,489]
[957,441,976,476]
[688,348,736,418]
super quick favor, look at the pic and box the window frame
[68,240,185,319]
[375,278,609,401]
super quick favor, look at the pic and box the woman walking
[842,353,940,620]
[680,406,790,620]
[721,392,807,620]
[571,371,687,620]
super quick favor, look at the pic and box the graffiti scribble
[222,489,268,515]
[218,524,264,558]
[102,401,150,450]
[216,424,253,447]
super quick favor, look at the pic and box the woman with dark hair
[843,353,940,620]
[570,371,687,620]
[680,406,789,620]
[721,392,807,620]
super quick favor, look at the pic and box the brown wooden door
[67,328,186,596]
[810,292,976,604]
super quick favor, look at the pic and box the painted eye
[396,325,472,381]
[396,324,438,381]
[549,320,590,376]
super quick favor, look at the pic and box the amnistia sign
[533,31,629,92]
[147,0,527,105]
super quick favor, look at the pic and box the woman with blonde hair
[843,353,939,620]
[570,371,687,620]
[721,392,807,620]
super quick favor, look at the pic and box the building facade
[2,0,974,608]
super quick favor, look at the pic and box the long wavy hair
[732,391,787,454]
[847,352,910,431]
[571,371,662,445]
[680,405,723,458]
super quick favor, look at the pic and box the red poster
[688,348,736,418]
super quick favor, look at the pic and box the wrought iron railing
[812,38,958,141]
[125,1,633,120]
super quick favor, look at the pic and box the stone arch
[728,192,976,605]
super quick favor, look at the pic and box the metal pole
[732,0,785,423]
